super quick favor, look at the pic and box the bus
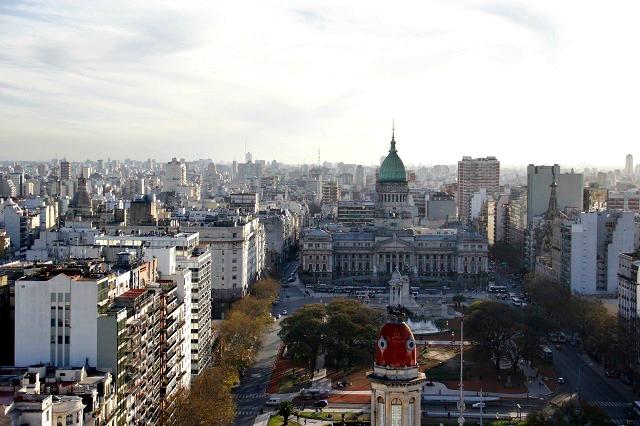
[488,284,508,293]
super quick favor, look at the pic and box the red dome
[374,321,417,368]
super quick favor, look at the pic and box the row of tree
[465,300,541,374]
[524,275,621,367]
[278,299,384,375]
[175,278,280,425]
[465,274,622,376]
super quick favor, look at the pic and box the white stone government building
[301,133,489,284]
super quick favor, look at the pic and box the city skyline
[2,1,640,165]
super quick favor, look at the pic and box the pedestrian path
[519,360,552,397]
[236,393,266,399]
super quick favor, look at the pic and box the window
[391,399,402,426]
[377,396,385,425]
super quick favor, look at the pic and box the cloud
[0,0,639,167]
[472,1,557,44]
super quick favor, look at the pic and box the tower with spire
[374,124,419,228]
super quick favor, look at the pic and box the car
[555,344,562,350]
[281,310,288,315]
[275,314,282,320]
[313,400,329,408]
[287,276,296,283]
[606,369,621,378]
[265,397,282,406]
[556,377,565,384]
[472,402,486,409]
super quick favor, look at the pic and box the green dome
[379,136,406,183]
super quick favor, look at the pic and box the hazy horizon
[2,1,640,166]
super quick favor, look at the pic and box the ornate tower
[368,282,425,426]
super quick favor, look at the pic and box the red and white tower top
[375,321,417,369]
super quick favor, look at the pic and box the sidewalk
[422,381,530,399]
[519,360,552,397]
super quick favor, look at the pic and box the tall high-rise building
[626,154,634,177]
[355,165,365,189]
[526,164,583,225]
[60,160,71,181]
[457,156,500,223]
[163,158,187,192]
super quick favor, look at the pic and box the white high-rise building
[569,211,636,294]
[626,154,634,177]
[14,272,108,367]
[94,231,212,378]
[163,158,187,192]
[185,216,266,319]
[457,156,500,223]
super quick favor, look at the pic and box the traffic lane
[552,345,631,421]
[423,400,541,412]
[234,323,281,426]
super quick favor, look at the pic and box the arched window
[391,399,402,426]
[377,396,385,425]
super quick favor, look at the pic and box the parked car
[276,314,282,320]
[555,344,562,350]
[266,397,282,406]
[556,377,565,384]
[606,369,621,378]
[472,402,486,409]
[281,310,288,315]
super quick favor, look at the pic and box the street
[234,260,308,426]
[552,344,636,424]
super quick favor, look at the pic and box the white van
[265,397,282,406]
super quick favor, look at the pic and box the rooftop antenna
[318,148,321,165]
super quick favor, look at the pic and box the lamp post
[457,317,465,425]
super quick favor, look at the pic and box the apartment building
[183,216,265,319]
[457,156,500,223]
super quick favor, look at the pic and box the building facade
[457,156,500,224]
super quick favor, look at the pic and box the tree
[218,309,263,370]
[324,299,383,369]
[276,401,295,425]
[506,324,540,375]
[466,301,516,371]
[279,304,326,375]
[174,366,236,425]
[279,299,385,374]
[525,400,613,425]
[252,278,280,301]
[453,294,465,309]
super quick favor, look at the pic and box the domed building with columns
[300,129,489,285]
[368,315,425,425]
[375,130,419,228]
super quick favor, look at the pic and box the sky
[1,1,640,167]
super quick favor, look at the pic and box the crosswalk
[236,409,258,416]
[236,393,265,399]
[586,401,631,408]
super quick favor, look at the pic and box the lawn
[298,411,369,422]
[421,344,529,393]
[267,416,301,426]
